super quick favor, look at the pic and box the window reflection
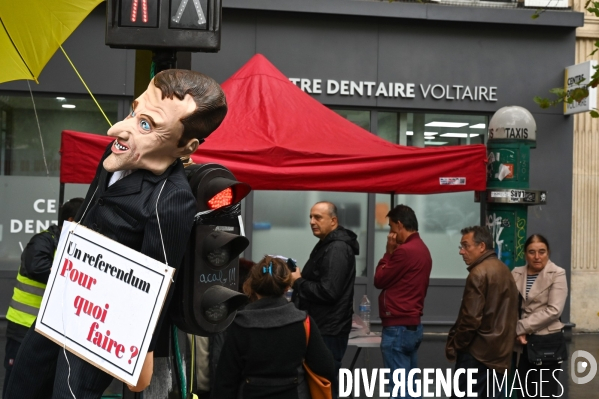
[374,111,488,279]
[332,109,370,131]
[378,112,487,147]
[374,193,479,279]
[249,109,486,280]
[0,94,118,176]
[253,191,368,277]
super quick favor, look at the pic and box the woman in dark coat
[213,255,336,399]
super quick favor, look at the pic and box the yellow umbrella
[0,0,104,84]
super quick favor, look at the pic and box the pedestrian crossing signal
[106,0,222,51]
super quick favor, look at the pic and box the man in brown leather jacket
[446,226,518,399]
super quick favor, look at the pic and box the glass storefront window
[378,112,487,147]
[332,109,370,130]
[0,93,121,271]
[374,111,488,279]
[252,191,369,276]
[249,109,486,280]
[0,93,119,176]
[374,192,480,279]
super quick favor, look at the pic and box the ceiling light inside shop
[469,123,486,129]
[425,121,469,128]
[440,133,480,138]
[62,104,76,109]
[425,141,449,146]
[406,131,438,136]
[56,97,66,101]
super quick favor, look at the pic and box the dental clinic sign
[564,60,598,115]
[289,78,498,102]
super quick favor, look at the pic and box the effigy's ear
[177,138,199,157]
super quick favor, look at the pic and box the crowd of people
[207,202,567,399]
[1,68,567,399]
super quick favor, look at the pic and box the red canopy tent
[61,54,486,193]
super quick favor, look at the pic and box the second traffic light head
[202,231,249,268]
[200,285,248,325]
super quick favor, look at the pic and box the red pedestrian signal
[106,0,222,51]
[208,188,233,209]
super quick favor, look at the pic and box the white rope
[71,187,98,234]
[26,81,49,177]
[155,179,170,271]
[60,186,97,399]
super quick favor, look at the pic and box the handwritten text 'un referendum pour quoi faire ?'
[56,242,151,363]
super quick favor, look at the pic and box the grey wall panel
[0,5,134,97]
[421,283,465,326]
[192,10,258,83]
[203,10,576,115]
[253,13,379,108]
[376,22,575,114]
[527,112,573,322]
[224,0,583,28]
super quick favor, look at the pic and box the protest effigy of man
[5,69,228,399]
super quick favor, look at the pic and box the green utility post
[483,106,548,399]
[484,106,547,270]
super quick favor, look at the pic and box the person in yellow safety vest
[2,197,83,397]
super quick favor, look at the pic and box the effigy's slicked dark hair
[153,69,228,147]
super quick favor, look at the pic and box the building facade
[0,1,582,330]
[571,0,599,331]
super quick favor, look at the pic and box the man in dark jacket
[291,201,359,399]
[446,225,519,399]
[374,204,432,399]
[2,198,82,398]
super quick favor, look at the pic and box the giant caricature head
[103,69,227,175]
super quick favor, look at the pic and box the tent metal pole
[58,182,65,222]
[478,190,487,227]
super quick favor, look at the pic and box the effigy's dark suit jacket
[76,144,196,350]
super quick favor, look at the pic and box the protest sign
[36,221,174,386]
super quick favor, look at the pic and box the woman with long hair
[213,255,335,399]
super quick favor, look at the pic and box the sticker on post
[35,221,174,387]
[490,191,510,198]
[509,190,525,202]
[440,177,466,185]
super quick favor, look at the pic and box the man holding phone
[290,201,359,399]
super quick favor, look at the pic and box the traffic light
[105,0,222,51]
[170,163,252,336]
